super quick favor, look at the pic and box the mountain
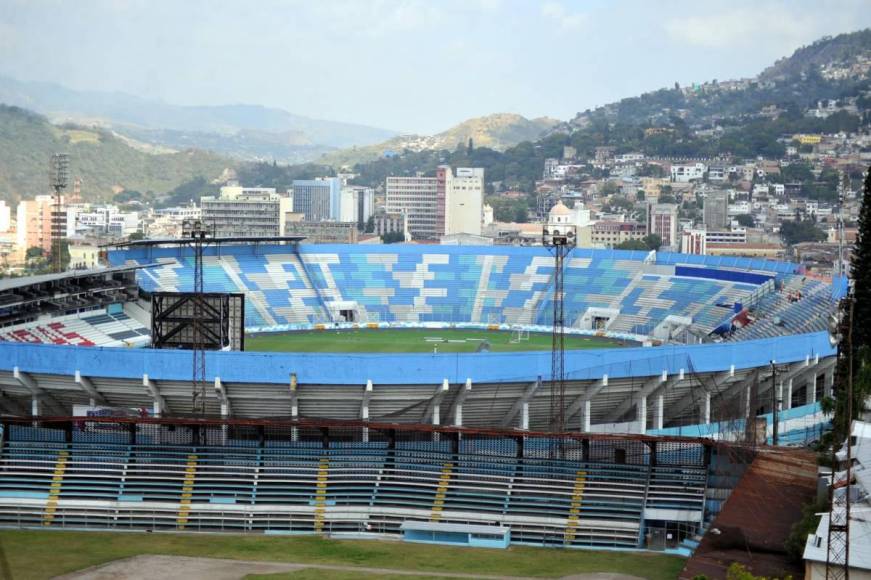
[321,113,559,168]
[550,28,871,133]
[0,104,234,203]
[0,76,397,163]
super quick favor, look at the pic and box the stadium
[0,241,845,569]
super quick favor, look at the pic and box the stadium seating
[114,245,773,335]
[0,307,150,347]
[0,426,712,549]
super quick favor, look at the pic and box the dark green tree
[734,214,755,228]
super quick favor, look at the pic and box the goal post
[510,326,530,343]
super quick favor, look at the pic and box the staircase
[42,449,69,526]
[430,462,454,522]
[563,469,587,543]
[177,454,197,530]
[314,457,329,533]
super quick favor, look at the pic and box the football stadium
[0,241,846,575]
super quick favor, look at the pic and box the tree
[734,214,755,228]
[779,219,826,246]
[853,166,871,350]
[615,239,647,250]
[25,246,44,260]
[365,216,375,233]
[643,234,662,251]
[382,231,405,244]
[128,231,145,241]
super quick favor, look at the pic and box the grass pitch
[245,328,631,353]
[0,529,684,580]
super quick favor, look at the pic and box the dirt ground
[54,554,647,580]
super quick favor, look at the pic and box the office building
[201,186,291,238]
[590,221,646,248]
[0,201,10,233]
[386,167,484,241]
[292,178,342,222]
[16,195,62,254]
[681,229,707,255]
[285,219,358,243]
[647,203,679,250]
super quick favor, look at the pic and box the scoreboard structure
[150,292,245,351]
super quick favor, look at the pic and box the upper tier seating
[118,247,765,335]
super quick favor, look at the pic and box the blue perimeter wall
[0,331,834,385]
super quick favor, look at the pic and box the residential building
[590,221,646,248]
[292,178,342,222]
[646,203,679,249]
[16,195,61,255]
[670,162,706,183]
[68,243,100,270]
[703,191,729,230]
[201,186,291,238]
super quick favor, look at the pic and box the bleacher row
[727,279,832,341]
[123,248,767,335]
[0,433,707,548]
[0,308,149,347]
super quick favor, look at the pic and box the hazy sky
[1,0,870,134]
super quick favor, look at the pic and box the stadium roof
[0,264,155,293]
[104,235,306,249]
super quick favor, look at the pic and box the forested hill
[0,105,234,204]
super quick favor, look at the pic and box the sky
[1,0,871,134]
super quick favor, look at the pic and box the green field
[0,530,684,580]
[245,328,631,353]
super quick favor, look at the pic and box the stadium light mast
[182,218,210,416]
[543,221,576,436]
[49,153,69,273]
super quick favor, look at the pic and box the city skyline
[1,0,870,134]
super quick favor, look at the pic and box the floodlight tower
[542,222,576,434]
[49,153,69,273]
[182,219,210,416]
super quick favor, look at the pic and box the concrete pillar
[655,394,664,431]
[826,368,835,398]
[638,395,647,435]
[521,402,529,431]
[785,378,793,410]
[31,396,39,417]
[582,399,591,433]
[744,384,752,419]
[807,377,816,405]
[703,392,711,425]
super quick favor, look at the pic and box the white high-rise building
[386,175,438,240]
[443,167,484,236]
[339,186,375,229]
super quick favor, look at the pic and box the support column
[637,395,647,435]
[362,380,373,443]
[655,394,664,431]
[31,396,40,417]
[290,372,298,442]
[521,401,529,431]
[807,377,817,405]
[703,392,711,425]
[785,378,793,411]
[581,399,591,433]
[825,367,835,398]
[744,384,752,419]
[453,378,471,428]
